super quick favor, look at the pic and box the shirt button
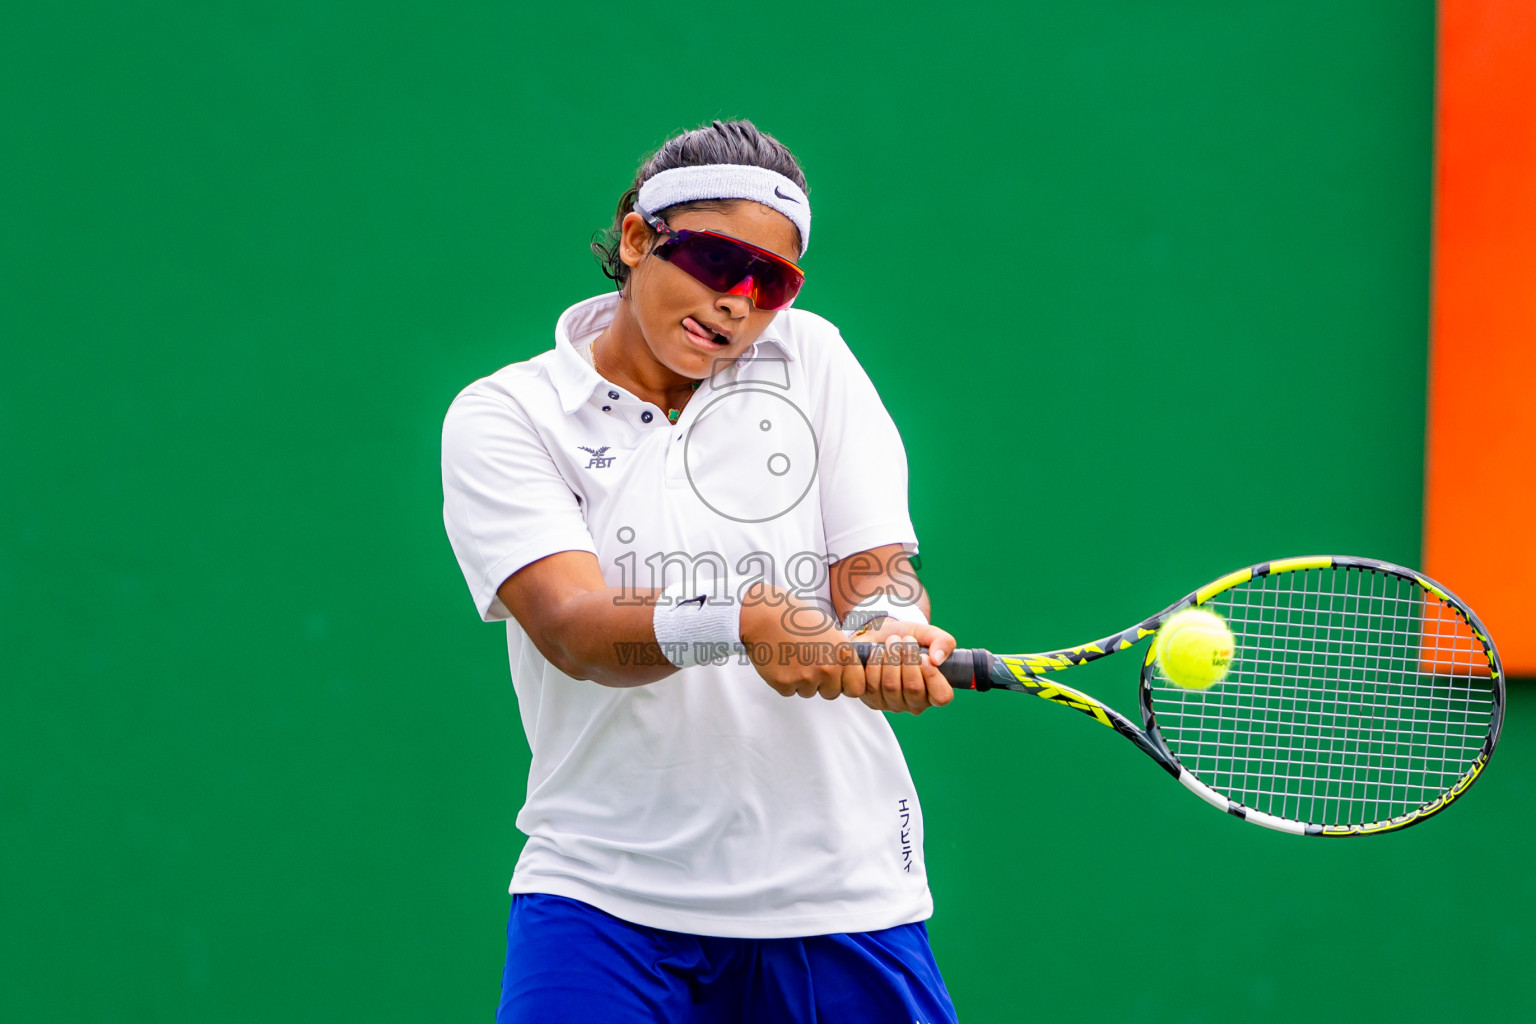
[608,391,620,400]
[602,405,611,412]
[640,411,653,423]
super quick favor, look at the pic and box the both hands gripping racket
[859,555,1503,837]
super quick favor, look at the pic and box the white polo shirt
[441,291,931,938]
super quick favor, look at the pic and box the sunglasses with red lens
[640,213,805,311]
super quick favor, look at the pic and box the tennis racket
[857,555,1503,837]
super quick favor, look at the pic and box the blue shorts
[497,893,959,1023]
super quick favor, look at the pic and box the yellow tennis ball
[1155,608,1235,689]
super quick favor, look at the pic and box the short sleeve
[806,329,919,560]
[441,388,596,621]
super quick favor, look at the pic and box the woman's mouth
[683,317,730,347]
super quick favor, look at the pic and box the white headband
[635,164,811,256]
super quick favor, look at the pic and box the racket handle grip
[850,643,996,691]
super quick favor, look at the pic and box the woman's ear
[618,212,655,269]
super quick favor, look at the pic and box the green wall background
[5,2,1529,1021]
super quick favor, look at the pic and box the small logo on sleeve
[578,445,615,469]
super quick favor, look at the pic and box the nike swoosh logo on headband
[773,186,800,203]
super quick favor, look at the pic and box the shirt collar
[547,292,796,416]
[548,292,618,414]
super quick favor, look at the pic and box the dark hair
[591,119,808,290]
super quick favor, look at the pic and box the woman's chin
[668,336,735,375]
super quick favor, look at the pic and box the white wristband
[842,593,929,634]
[652,581,742,668]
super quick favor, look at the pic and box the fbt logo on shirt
[578,445,615,469]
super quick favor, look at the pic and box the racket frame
[937,555,1504,837]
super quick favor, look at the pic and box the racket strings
[1148,567,1495,828]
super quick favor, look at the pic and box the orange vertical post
[1426,2,1536,674]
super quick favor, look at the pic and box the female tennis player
[441,119,960,1023]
